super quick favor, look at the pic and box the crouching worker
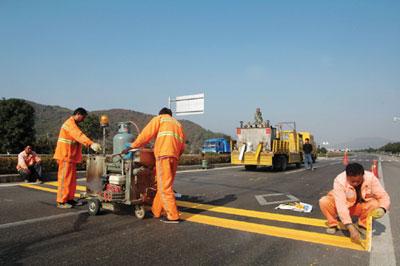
[121,107,185,223]
[319,163,390,244]
[17,145,43,183]
[54,108,102,209]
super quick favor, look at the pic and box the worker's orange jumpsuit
[54,116,93,204]
[319,171,390,228]
[131,114,185,221]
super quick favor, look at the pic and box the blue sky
[1,0,400,146]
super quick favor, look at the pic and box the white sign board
[171,93,204,116]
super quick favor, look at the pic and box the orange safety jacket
[330,171,390,225]
[53,116,93,163]
[131,114,185,159]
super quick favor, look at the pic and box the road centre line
[180,212,364,251]
[177,200,330,228]
[177,166,243,174]
[0,211,87,230]
[30,182,335,229]
[20,182,367,251]
[20,183,80,198]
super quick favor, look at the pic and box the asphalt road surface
[0,154,398,265]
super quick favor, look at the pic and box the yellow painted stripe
[19,183,80,198]
[19,183,369,251]
[180,212,365,251]
[46,181,86,192]
[177,200,330,228]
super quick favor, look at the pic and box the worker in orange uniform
[319,163,390,244]
[121,107,185,223]
[54,108,102,209]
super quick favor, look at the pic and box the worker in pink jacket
[319,163,390,244]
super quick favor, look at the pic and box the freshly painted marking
[19,181,366,251]
[369,160,396,266]
[19,183,81,198]
[180,212,364,251]
[177,200,330,228]
[255,193,299,206]
[0,211,87,230]
[46,181,86,192]
[0,182,23,188]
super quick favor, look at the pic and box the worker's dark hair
[73,107,88,116]
[346,163,364,177]
[305,138,309,141]
[159,107,172,116]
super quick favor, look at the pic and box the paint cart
[81,149,156,219]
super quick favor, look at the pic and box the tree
[0,98,36,154]
[79,114,102,142]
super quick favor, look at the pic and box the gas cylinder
[113,122,135,155]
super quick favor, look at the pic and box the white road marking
[284,168,306,175]
[0,183,23,188]
[255,193,299,206]
[0,211,87,230]
[369,159,396,266]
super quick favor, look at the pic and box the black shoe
[160,217,180,224]
[67,199,83,206]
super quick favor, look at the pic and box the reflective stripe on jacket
[330,171,390,225]
[131,114,185,159]
[53,116,93,163]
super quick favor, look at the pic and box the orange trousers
[319,194,379,228]
[56,160,77,203]
[152,157,179,220]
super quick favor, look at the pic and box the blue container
[113,122,135,157]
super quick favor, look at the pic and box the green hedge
[0,154,231,174]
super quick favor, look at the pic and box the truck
[230,109,303,171]
[202,138,231,154]
[299,131,317,163]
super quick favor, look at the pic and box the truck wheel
[88,199,101,216]
[134,205,146,219]
[295,162,301,168]
[312,156,316,163]
[245,165,257,171]
[280,156,288,171]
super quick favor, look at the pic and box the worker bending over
[319,163,390,243]
[122,107,185,223]
[54,108,102,209]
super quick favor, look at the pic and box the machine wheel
[134,205,146,219]
[88,199,101,216]
[244,165,257,171]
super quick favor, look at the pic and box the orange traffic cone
[342,151,349,166]
[371,159,379,178]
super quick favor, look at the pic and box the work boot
[326,226,337,234]
[160,217,180,224]
[36,179,44,184]
[57,202,73,209]
[67,199,83,206]
[24,179,29,183]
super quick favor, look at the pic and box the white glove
[90,143,102,152]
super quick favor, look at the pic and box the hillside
[28,101,230,154]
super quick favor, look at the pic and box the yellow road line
[46,181,86,192]
[19,183,80,198]
[180,212,365,251]
[19,182,368,251]
[177,200,329,228]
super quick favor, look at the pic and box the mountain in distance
[333,137,394,150]
[27,100,230,154]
